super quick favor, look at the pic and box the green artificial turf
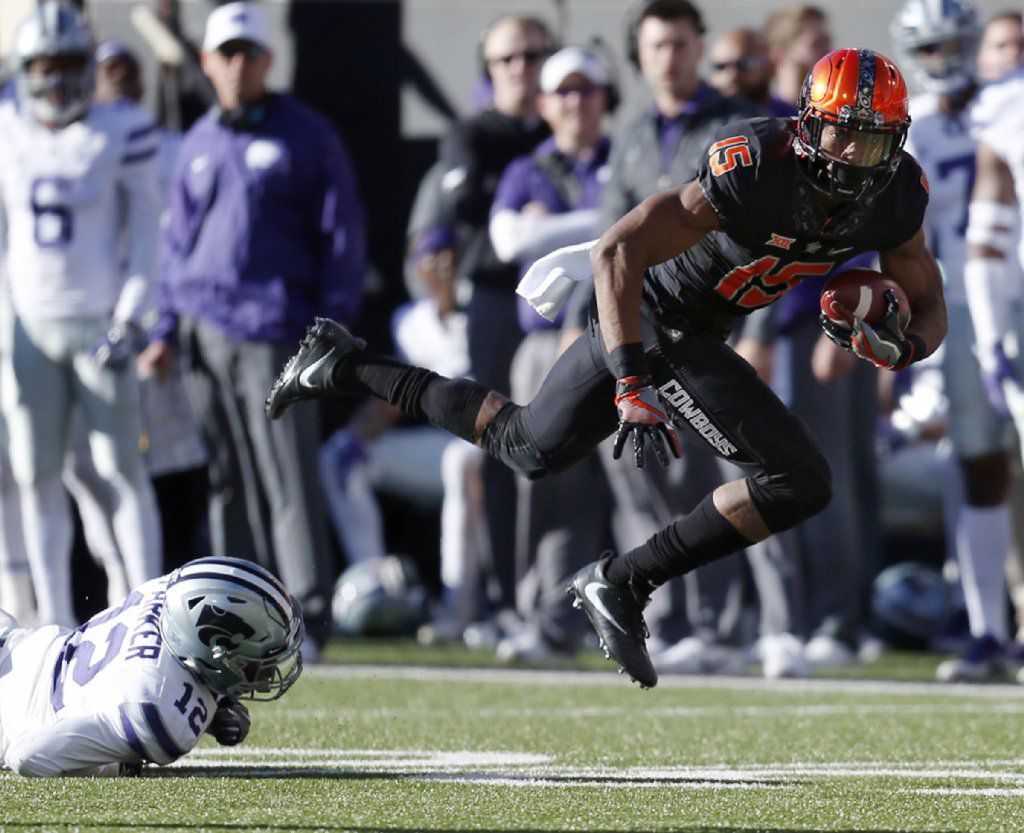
[3,641,1024,832]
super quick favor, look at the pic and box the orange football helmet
[794,48,910,201]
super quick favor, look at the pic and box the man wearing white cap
[487,46,615,662]
[139,1,366,659]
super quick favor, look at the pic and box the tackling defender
[267,49,946,688]
[0,557,304,777]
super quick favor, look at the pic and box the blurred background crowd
[3,0,1024,682]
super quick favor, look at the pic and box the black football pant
[482,311,832,537]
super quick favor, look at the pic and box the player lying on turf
[0,557,304,777]
[266,49,946,689]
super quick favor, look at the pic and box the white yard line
[163,748,1024,790]
[306,663,1024,698]
[274,702,1024,720]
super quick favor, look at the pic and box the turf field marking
[310,663,1024,698]
[908,787,1024,797]
[276,702,1024,720]
[153,748,1024,792]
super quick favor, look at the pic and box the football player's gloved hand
[820,290,915,371]
[207,697,251,746]
[612,375,682,469]
[979,343,1021,419]
[92,322,147,371]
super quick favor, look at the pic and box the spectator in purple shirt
[487,46,615,663]
[138,2,366,659]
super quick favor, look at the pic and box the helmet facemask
[795,107,908,201]
[794,49,910,202]
[19,53,96,127]
[160,558,306,702]
[14,1,97,128]
[891,0,980,96]
[905,33,978,95]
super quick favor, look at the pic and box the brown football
[819,268,911,330]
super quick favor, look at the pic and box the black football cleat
[567,556,657,689]
[265,317,365,420]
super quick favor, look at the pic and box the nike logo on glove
[584,581,627,634]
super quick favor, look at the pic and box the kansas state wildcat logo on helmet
[195,606,256,649]
[160,557,305,700]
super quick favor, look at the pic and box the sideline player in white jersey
[0,2,162,626]
[0,556,304,777]
[960,41,1024,684]
[895,0,1024,681]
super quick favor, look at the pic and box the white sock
[20,473,75,627]
[957,504,1011,641]
[319,436,385,564]
[63,452,122,581]
[439,440,486,624]
[0,457,35,623]
[106,466,162,589]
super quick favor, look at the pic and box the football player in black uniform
[266,48,946,689]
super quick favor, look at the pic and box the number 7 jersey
[0,575,218,776]
[642,117,929,335]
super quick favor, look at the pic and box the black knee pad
[480,402,549,480]
[748,451,832,533]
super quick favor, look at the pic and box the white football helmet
[13,0,96,127]
[160,557,305,701]
[891,0,980,96]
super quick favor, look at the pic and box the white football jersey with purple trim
[0,97,159,321]
[0,575,217,776]
[906,91,996,303]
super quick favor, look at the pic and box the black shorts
[514,307,823,486]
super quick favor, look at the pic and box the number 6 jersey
[0,97,160,323]
[642,116,929,336]
[0,575,218,777]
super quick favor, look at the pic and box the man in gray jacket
[599,0,756,672]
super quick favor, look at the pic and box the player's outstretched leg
[567,555,657,688]
[265,318,367,419]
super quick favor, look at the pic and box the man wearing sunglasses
[139,2,365,663]
[598,0,757,675]
[434,15,555,617]
[709,28,794,119]
[487,47,615,663]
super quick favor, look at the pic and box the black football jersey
[643,117,930,336]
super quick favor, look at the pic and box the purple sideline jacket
[153,94,365,344]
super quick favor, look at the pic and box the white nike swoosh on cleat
[298,351,334,389]
[583,582,627,635]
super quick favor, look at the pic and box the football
[819,268,911,330]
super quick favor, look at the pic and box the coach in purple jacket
[139,2,365,656]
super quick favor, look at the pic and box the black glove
[611,375,682,469]
[91,322,148,371]
[207,697,251,746]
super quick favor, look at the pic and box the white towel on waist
[515,239,597,321]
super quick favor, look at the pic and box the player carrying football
[0,557,304,777]
[266,48,946,688]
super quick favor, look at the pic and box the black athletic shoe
[567,556,657,689]
[265,317,365,420]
